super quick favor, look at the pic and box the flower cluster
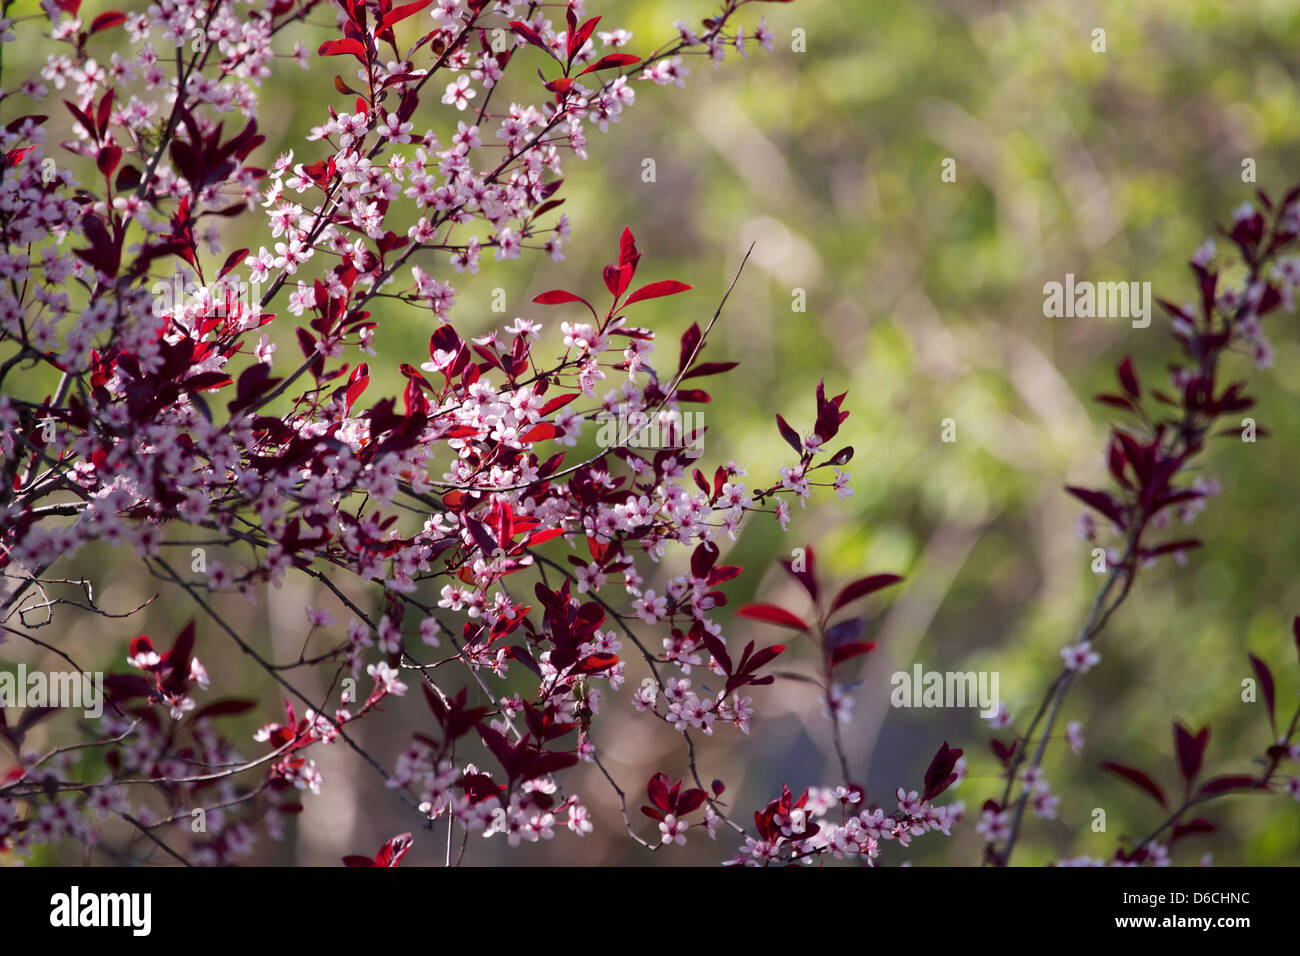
[1,0,939,867]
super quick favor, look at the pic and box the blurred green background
[4,0,1300,865]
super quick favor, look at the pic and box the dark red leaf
[577,53,641,75]
[830,641,876,667]
[1101,762,1166,807]
[923,742,963,802]
[532,288,596,319]
[95,144,121,177]
[1170,818,1216,843]
[1196,775,1259,797]
[318,38,367,61]
[575,653,618,674]
[778,545,817,600]
[89,11,127,33]
[624,280,692,307]
[681,361,739,380]
[830,574,903,613]
[1117,356,1140,398]
[539,392,578,416]
[775,414,802,455]
[522,750,578,780]
[373,832,413,867]
[519,422,556,443]
[95,89,113,139]
[736,603,809,632]
[618,228,639,269]
[690,540,719,581]
[508,20,559,60]
[523,528,564,548]
[1066,486,1123,524]
[675,788,707,815]
[678,322,701,374]
[1173,723,1209,782]
[378,0,432,32]
[1248,653,1276,730]
[1146,539,1202,558]
[646,772,671,812]
[218,248,249,280]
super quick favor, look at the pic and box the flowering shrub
[980,192,1300,866]
[0,0,1296,868]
